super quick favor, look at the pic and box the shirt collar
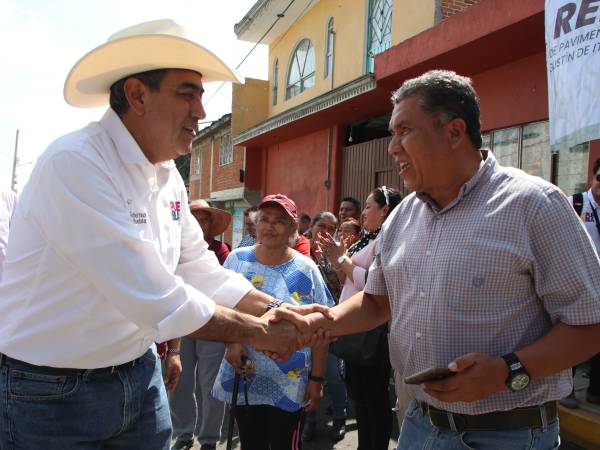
[416,149,496,213]
[99,108,175,169]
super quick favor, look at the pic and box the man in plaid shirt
[276,70,600,450]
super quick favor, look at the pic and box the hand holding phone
[404,367,455,385]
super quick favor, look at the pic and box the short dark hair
[594,158,600,175]
[371,186,402,218]
[340,197,361,212]
[299,212,311,222]
[243,205,259,217]
[391,70,482,150]
[109,69,168,117]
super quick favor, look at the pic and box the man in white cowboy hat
[0,19,326,450]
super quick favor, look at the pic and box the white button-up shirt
[0,189,16,281]
[0,109,253,368]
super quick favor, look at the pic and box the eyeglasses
[381,186,390,205]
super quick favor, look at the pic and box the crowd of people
[0,18,599,450]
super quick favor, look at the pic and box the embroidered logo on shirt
[127,199,147,224]
[130,212,147,224]
[170,201,181,221]
[472,276,485,288]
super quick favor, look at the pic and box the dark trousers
[234,405,303,450]
[345,357,393,450]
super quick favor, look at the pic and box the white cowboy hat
[64,19,244,108]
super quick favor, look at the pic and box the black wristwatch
[501,352,530,392]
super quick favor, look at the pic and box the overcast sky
[0,0,267,192]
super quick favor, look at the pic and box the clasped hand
[252,304,333,361]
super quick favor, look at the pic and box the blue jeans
[305,352,347,424]
[397,400,560,450]
[0,348,171,450]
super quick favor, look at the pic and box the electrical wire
[203,0,297,107]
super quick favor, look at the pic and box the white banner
[545,0,600,152]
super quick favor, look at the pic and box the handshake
[252,304,335,360]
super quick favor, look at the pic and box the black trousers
[345,355,393,450]
[234,404,303,450]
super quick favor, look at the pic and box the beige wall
[268,0,368,117]
[264,0,438,119]
[392,0,438,45]
[232,78,269,136]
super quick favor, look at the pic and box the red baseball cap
[258,194,298,220]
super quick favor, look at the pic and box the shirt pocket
[438,237,533,313]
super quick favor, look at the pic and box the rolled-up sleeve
[34,151,251,344]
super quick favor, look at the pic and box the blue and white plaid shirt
[365,151,600,414]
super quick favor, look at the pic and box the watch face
[510,373,530,391]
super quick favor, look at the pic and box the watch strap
[501,352,525,374]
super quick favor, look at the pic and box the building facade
[189,114,258,248]
[231,0,598,218]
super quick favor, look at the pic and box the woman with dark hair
[321,186,402,450]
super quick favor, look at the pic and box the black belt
[420,401,557,432]
[0,353,145,376]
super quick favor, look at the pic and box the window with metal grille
[366,0,392,73]
[219,134,233,166]
[194,149,202,175]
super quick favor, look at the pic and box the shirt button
[419,291,426,298]
[426,250,432,256]
[415,332,422,338]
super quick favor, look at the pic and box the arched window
[325,18,334,78]
[272,58,279,106]
[286,39,315,99]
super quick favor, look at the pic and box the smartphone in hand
[404,367,455,384]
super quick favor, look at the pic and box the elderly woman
[322,186,402,450]
[212,194,333,450]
